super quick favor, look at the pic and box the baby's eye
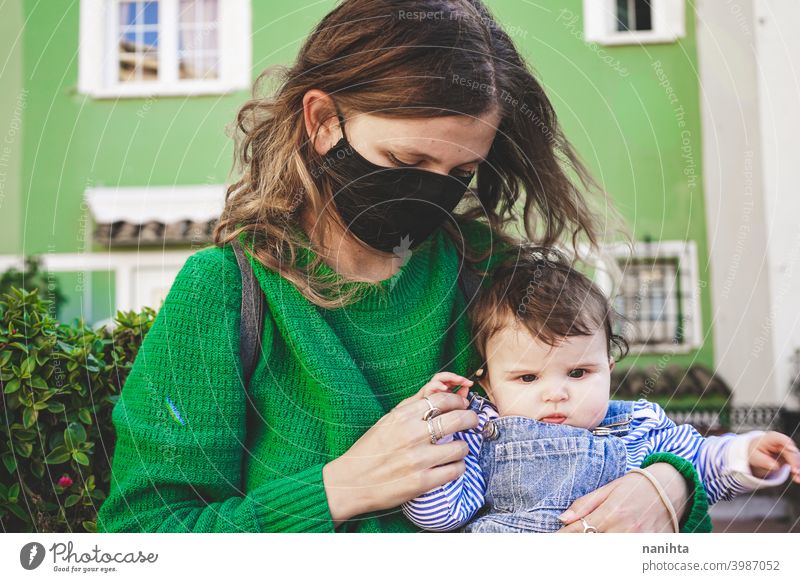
[519,374,538,383]
[568,369,587,379]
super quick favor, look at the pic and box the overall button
[482,420,498,440]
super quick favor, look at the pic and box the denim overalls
[463,395,635,533]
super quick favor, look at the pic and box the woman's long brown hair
[213,0,625,309]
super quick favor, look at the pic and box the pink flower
[58,475,73,488]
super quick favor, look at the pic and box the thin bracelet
[629,467,680,533]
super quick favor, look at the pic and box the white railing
[0,250,194,315]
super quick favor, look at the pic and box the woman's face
[303,90,502,179]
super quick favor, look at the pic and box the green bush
[0,287,155,532]
[0,257,66,317]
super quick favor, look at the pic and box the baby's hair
[470,245,629,378]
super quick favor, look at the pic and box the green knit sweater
[96,220,711,533]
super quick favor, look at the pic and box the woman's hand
[556,462,689,533]
[322,373,479,526]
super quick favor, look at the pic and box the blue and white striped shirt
[402,395,791,532]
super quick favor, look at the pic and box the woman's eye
[452,168,475,178]
[519,374,537,383]
[389,153,474,177]
[568,369,586,379]
[388,153,418,168]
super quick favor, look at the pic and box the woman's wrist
[322,457,367,526]
[640,462,688,530]
[641,452,713,533]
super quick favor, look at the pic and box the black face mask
[318,104,475,254]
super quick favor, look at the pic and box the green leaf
[44,445,71,465]
[14,441,33,458]
[3,378,20,394]
[8,483,20,503]
[65,494,80,508]
[5,502,30,523]
[2,455,16,475]
[72,451,89,466]
[64,422,87,449]
[30,376,48,390]
[82,520,97,533]
[14,429,37,441]
[33,401,49,410]
[0,351,11,367]
[78,408,92,424]
[19,355,35,378]
[22,406,38,429]
[46,402,66,414]
[31,460,44,479]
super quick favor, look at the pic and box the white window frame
[583,0,685,46]
[79,0,251,98]
[593,240,702,354]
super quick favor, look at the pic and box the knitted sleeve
[641,453,713,533]
[96,246,334,533]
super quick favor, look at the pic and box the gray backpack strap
[457,264,482,307]
[231,239,265,389]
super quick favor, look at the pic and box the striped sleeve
[401,394,493,531]
[626,400,791,505]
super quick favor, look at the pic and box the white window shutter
[78,0,107,95]
[220,0,252,91]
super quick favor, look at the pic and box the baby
[402,246,800,533]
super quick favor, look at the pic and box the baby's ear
[476,368,491,395]
[608,357,616,372]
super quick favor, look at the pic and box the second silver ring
[422,396,442,421]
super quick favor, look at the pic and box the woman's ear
[608,357,616,372]
[302,89,340,155]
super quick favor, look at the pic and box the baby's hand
[747,431,800,483]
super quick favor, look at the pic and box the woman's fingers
[556,470,677,533]
[397,390,469,420]
[424,459,468,491]
[430,372,474,386]
[556,482,614,528]
[412,409,479,445]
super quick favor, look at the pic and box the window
[79,0,251,97]
[594,241,702,354]
[583,0,684,45]
[615,0,653,32]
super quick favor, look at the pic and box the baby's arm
[401,419,487,531]
[631,400,794,504]
[400,375,489,531]
[697,431,798,503]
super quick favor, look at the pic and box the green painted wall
[487,0,713,370]
[12,0,713,367]
[0,0,24,255]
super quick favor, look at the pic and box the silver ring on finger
[427,418,439,444]
[422,396,441,421]
[581,517,598,533]
[435,416,446,441]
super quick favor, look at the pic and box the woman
[97,0,711,533]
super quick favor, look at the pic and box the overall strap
[231,239,265,390]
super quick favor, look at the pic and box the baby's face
[478,322,614,430]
